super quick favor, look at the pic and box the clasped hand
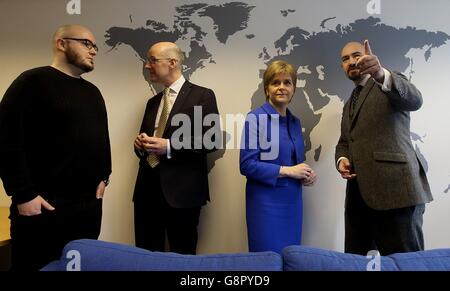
[134,133,167,155]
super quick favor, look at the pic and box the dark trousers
[345,180,425,256]
[134,171,201,255]
[10,194,102,271]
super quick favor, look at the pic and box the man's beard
[66,48,94,73]
[347,67,361,81]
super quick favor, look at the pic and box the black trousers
[10,194,102,271]
[134,169,201,255]
[345,179,425,256]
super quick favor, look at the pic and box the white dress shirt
[154,75,186,159]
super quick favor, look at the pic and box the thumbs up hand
[356,40,385,83]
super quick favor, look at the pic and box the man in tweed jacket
[335,40,433,255]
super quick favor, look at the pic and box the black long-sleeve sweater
[0,66,111,204]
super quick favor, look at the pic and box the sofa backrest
[41,239,450,271]
[282,245,397,271]
[283,245,450,271]
[389,249,450,271]
[42,239,283,271]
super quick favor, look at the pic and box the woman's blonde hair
[263,60,297,99]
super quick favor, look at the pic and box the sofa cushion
[283,245,450,271]
[389,249,450,271]
[282,245,398,271]
[42,239,283,271]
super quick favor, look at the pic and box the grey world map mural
[104,2,450,191]
[105,2,255,77]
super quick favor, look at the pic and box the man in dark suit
[335,40,433,255]
[133,42,220,254]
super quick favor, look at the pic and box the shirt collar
[168,75,186,95]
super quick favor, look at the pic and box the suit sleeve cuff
[11,190,38,205]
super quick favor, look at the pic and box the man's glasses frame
[63,38,99,52]
[147,56,174,65]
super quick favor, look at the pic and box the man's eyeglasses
[63,38,99,52]
[147,56,173,64]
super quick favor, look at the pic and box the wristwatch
[103,178,110,186]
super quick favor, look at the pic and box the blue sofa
[42,239,282,271]
[42,239,450,271]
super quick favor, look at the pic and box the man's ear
[169,58,177,69]
[55,39,66,52]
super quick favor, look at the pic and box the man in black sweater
[0,25,111,270]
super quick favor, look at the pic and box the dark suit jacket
[133,81,220,208]
[335,72,433,210]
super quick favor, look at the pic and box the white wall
[1,0,450,253]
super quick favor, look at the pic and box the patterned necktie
[350,85,363,118]
[147,88,170,168]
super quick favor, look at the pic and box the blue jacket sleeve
[239,113,280,187]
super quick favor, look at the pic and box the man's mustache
[347,64,358,73]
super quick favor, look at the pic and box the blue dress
[240,102,305,254]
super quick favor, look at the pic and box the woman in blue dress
[240,60,317,254]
